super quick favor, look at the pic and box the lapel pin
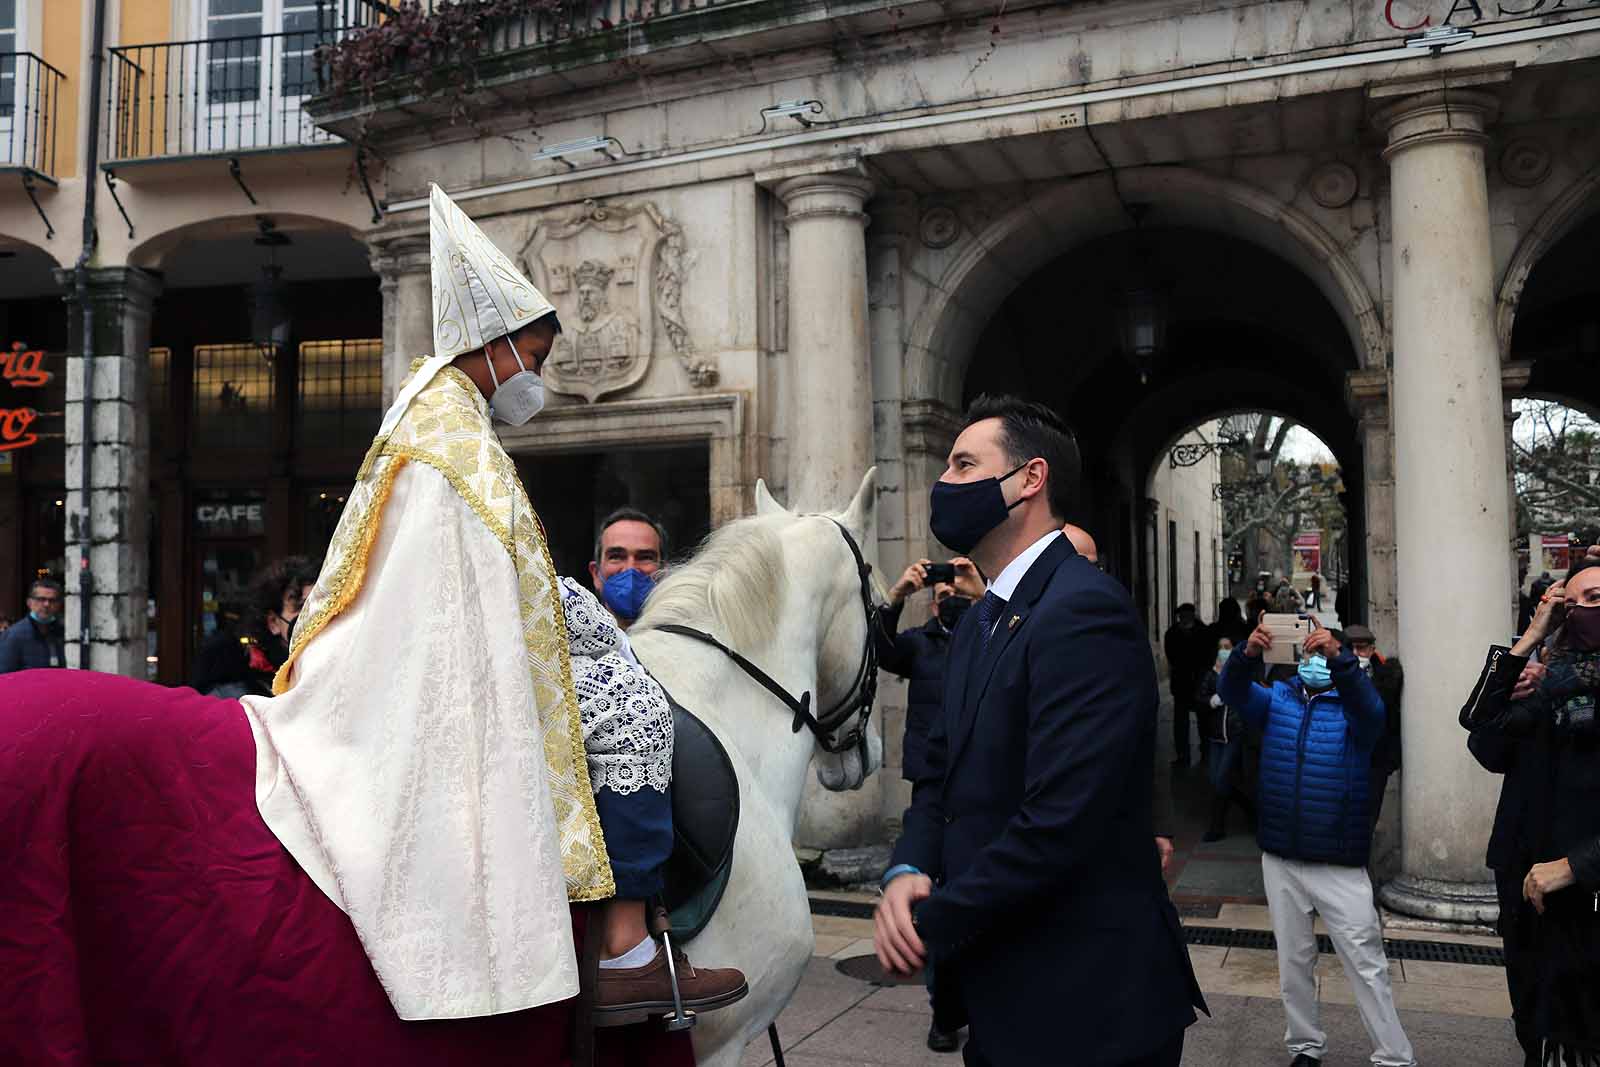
[1008,615,1021,631]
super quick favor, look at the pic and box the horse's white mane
[635,513,791,651]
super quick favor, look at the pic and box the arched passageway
[960,226,1365,642]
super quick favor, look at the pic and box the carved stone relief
[521,198,716,403]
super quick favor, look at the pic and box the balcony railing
[1,52,66,179]
[327,0,751,63]
[106,27,350,162]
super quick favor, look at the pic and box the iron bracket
[21,172,53,240]
[104,169,134,240]
[228,157,259,206]
[356,149,382,224]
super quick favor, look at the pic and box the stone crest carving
[1500,138,1551,188]
[1308,162,1359,209]
[522,198,716,403]
[919,205,961,249]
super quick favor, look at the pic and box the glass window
[193,342,275,449]
[280,1,325,98]
[148,346,171,452]
[206,0,263,105]
[296,338,381,451]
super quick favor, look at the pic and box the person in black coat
[1460,561,1600,1065]
[877,558,979,785]
[0,578,66,674]
[876,396,1204,1067]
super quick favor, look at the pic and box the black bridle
[652,518,879,755]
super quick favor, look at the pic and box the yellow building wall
[118,0,173,48]
[38,0,83,178]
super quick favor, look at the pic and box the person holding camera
[1220,615,1414,1067]
[877,556,982,1052]
[1460,559,1600,1065]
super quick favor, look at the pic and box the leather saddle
[658,690,740,942]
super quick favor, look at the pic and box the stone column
[54,266,163,677]
[1374,90,1507,922]
[773,172,876,513]
[369,235,432,408]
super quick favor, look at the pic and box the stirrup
[649,901,695,1032]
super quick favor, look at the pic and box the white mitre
[379,183,557,437]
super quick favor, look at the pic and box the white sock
[600,934,658,969]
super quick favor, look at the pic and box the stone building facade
[5,0,1600,922]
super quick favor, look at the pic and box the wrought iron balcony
[106,26,350,163]
[0,52,66,180]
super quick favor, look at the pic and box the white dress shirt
[988,530,1063,602]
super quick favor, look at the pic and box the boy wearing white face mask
[1218,616,1414,1067]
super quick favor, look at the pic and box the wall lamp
[1405,26,1475,53]
[531,135,625,170]
[760,100,825,130]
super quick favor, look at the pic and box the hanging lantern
[1114,279,1169,384]
[250,217,293,361]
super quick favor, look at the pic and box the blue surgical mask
[1298,654,1332,690]
[601,568,655,622]
[485,335,546,426]
[928,461,1029,554]
[30,610,55,626]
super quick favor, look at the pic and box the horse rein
[651,518,879,756]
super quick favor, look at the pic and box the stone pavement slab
[748,949,1525,1065]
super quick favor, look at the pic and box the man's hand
[1512,660,1548,702]
[889,560,931,606]
[951,557,986,600]
[874,873,932,976]
[1245,613,1272,659]
[1524,858,1576,915]
[1303,618,1341,659]
[1155,836,1174,875]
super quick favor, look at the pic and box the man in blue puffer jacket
[1220,617,1415,1067]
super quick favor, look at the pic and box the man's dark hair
[962,394,1080,521]
[249,556,321,638]
[1176,603,1196,615]
[29,577,62,599]
[593,508,669,566]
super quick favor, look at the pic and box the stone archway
[903,167,1386,411]
[1495,163,1600,359]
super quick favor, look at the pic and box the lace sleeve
[560,576,674,796]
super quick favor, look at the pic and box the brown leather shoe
[593,944,748,1026]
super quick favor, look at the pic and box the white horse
[629,468,884,1067]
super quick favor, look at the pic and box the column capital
[902,398,964,459]
[1375,89,1500,161]
[1500,360,1533,397]
[368,233,430,279]
[53,265,164,309]
[772,173,876,226]
[1345,368,1390,426]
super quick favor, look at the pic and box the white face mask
[1358,656,1372,671]
[484,335,546,426]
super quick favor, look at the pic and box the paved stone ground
[742,953,1524,1066]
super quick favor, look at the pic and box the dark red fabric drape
[0,670,694,1067]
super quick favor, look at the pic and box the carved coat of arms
[522,199,715,403]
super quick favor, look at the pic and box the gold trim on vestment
[275,364,614,903]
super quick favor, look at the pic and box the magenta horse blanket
[0,670,694,1067]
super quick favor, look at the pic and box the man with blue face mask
[1220,616,1414,1067]
[589,509,667,629]
[0,578,66,674]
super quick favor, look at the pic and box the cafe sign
[0,341,58,453]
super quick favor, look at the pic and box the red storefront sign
[0,341,57,453]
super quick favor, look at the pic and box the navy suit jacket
[890,535,1205,1063]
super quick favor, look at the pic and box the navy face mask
[601,567,655,622]
[929,461,1029,555]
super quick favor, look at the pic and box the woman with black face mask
[1460,558,1600,1067]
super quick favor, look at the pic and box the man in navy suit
[874,395,1205,1066]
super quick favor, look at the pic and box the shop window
[148,346,170,452]
[296,338,380,451]
[302,486,349,560]
[193,342,274,449]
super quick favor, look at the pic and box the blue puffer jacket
[1217,646,1385,867]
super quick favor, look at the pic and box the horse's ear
[841,467,878,534]
[754,479,788,517]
